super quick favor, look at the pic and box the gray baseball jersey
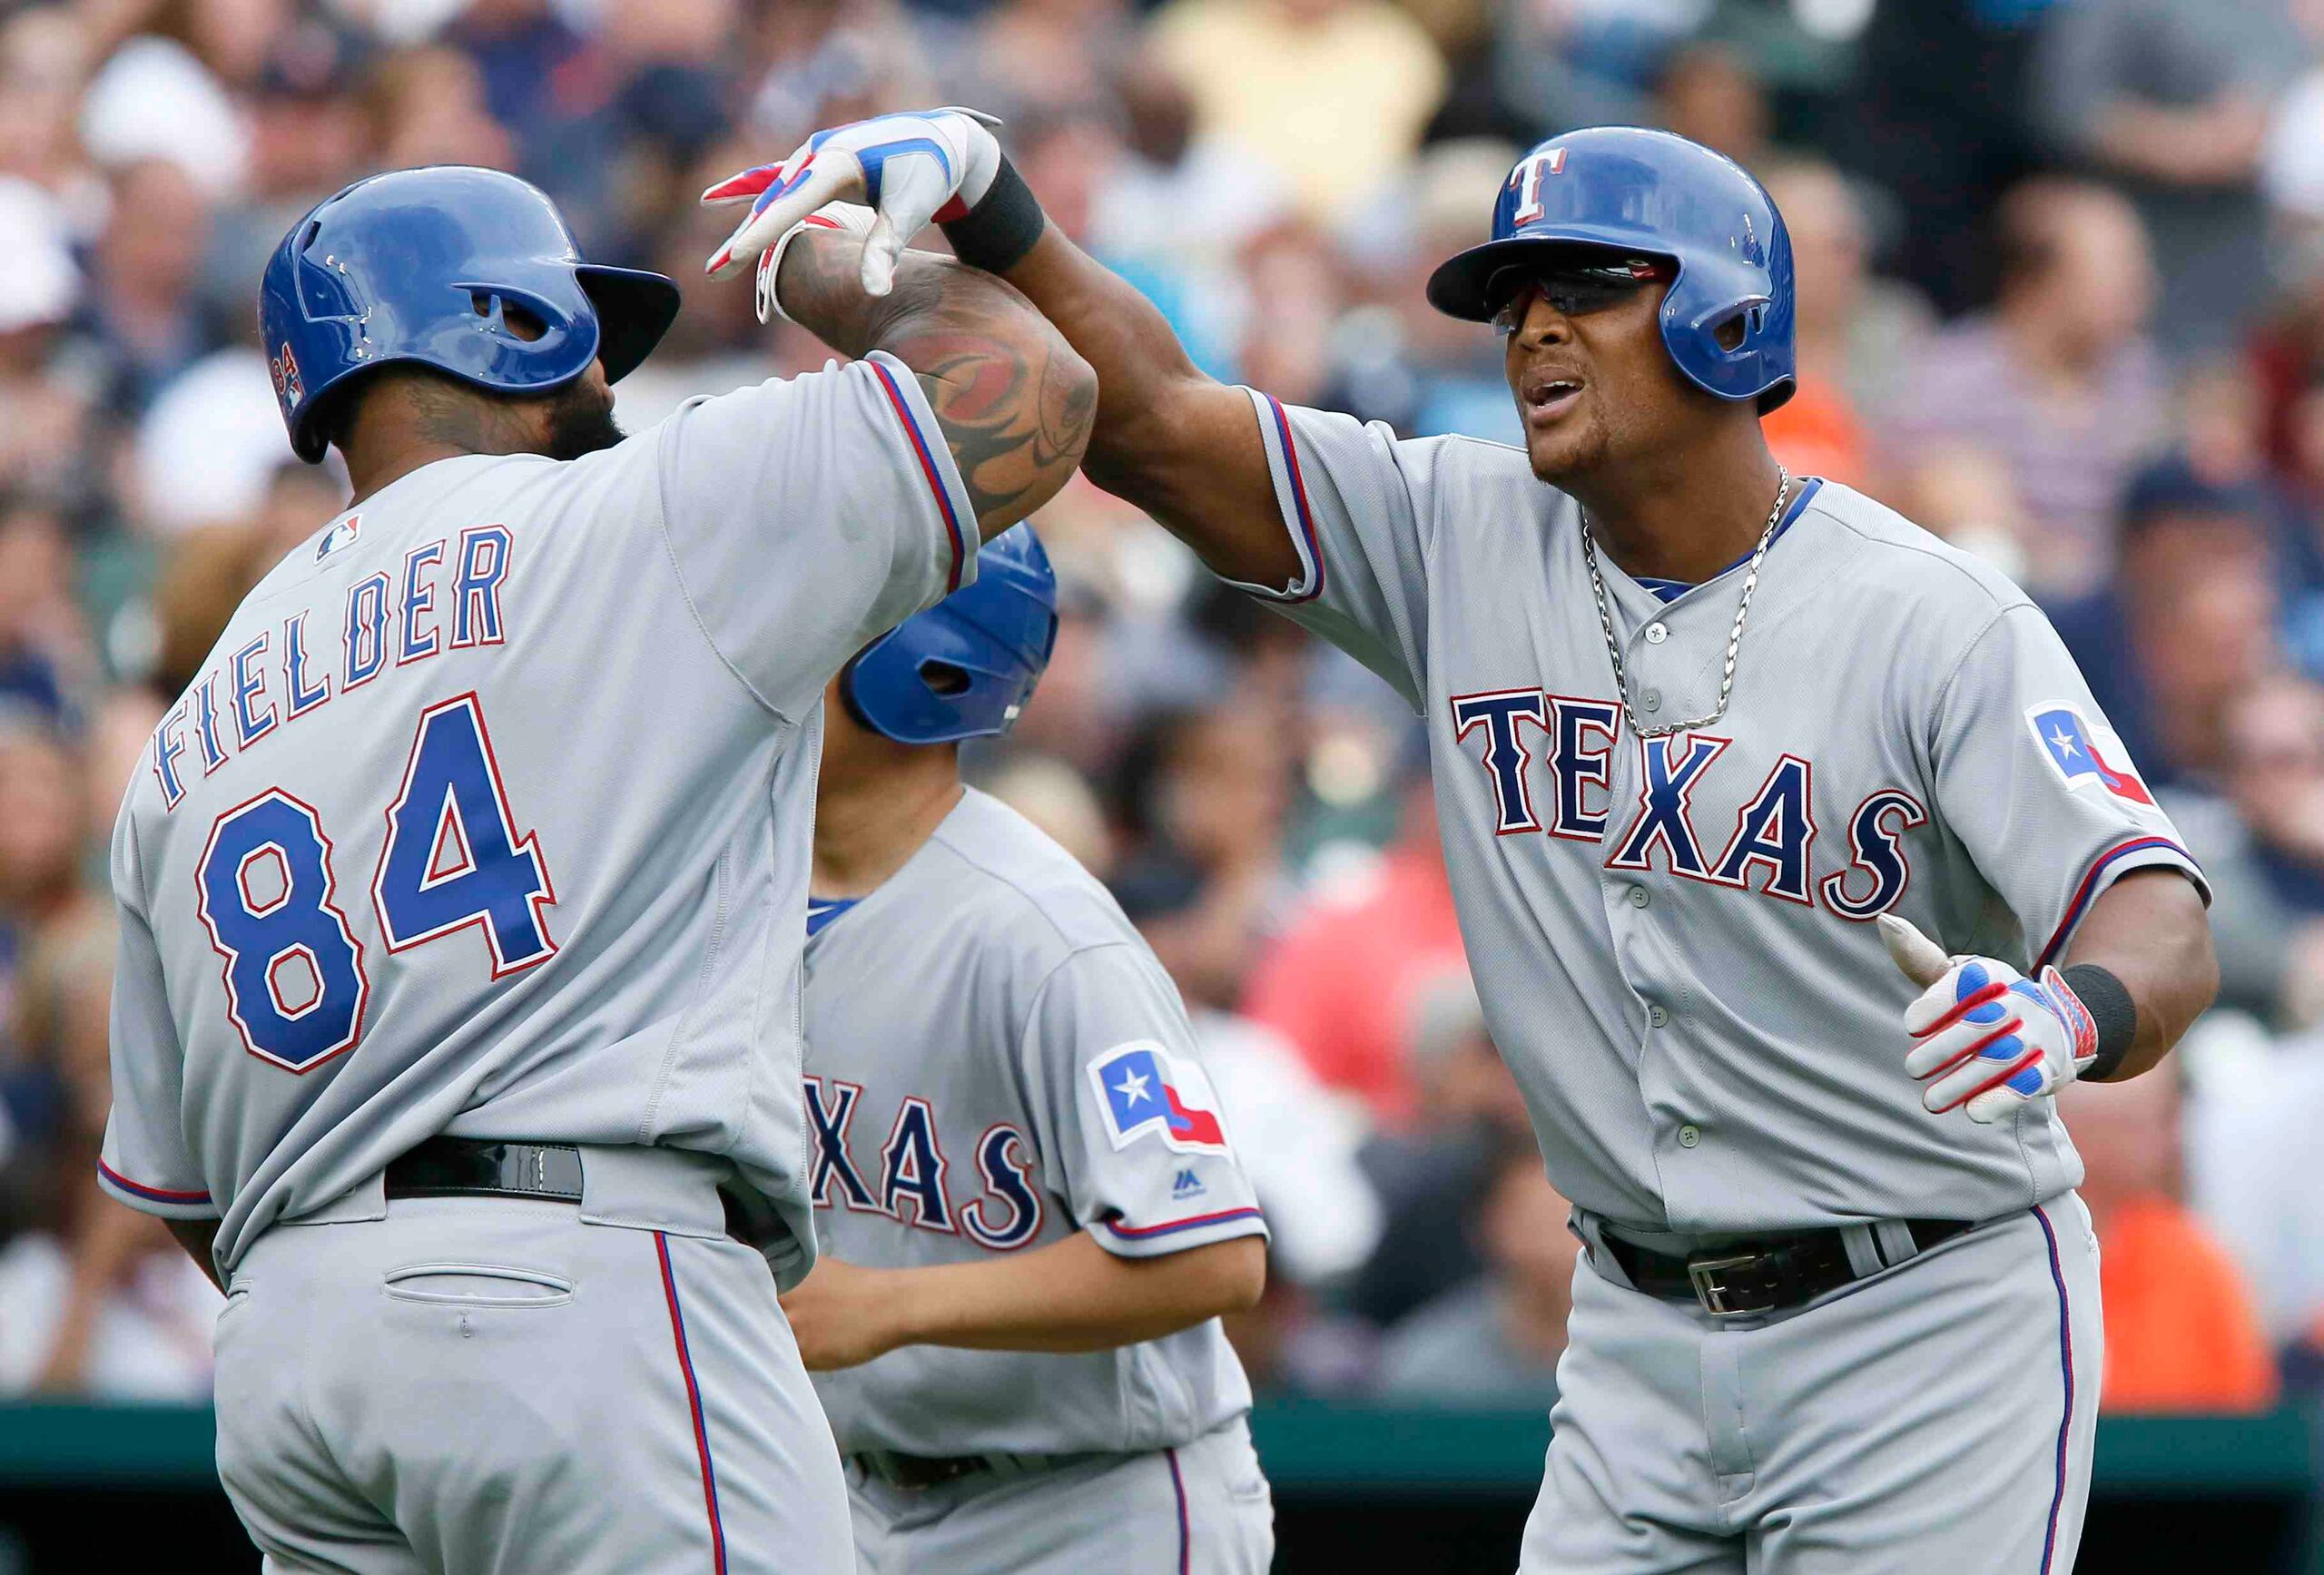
[98,351,978,1286]
[800,787,1267,1458]
[1234,392,2207,1233]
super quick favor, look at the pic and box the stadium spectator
[2034,0,2308,356]
[1147,0,1446,221]
[1243,777,1467,1126]
[1375,1135,1574,1408]
[2168,675,2324,1026]
[2062,1071,2279,1413]
[1758,159,1879,487]
[2050,456,2283,788]
[77,157,218,422]
[1346,970,1532,1325]
[1880,177,2168,598]
[0,502,78,727]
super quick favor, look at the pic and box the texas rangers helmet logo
[1090,1041,1232,1156]
[271,342,305,411]
[1509,146,1569,227]
[2027,704,2155,808]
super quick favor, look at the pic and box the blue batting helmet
[1426,126,1795,413]
[260,165,682,462]
[842,526,1059,745]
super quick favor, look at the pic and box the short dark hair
[2117,454,2271,543]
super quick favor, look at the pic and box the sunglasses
[1488,257,1673,334]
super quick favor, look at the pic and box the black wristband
[940,153,1047,275]
[2060,962,2137,1081]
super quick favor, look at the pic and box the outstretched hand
[702,108,1003,297]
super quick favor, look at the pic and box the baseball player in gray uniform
[779,525,1274,1575]
[708,118,2221,1571]
[98,160,1090,1572]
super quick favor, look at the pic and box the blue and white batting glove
[702,108,1003,297]
[1877,913,2100,1125]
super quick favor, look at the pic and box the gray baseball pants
[845,1417,1275,1575]
[1524,1195,2104,1574]
[212,1149,852,1574]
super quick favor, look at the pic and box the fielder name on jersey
[97,354,979,1281]
[802,789,1266,1460]
[1235,395,2207,1235]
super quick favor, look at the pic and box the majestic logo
[270,342,304,411]
[2027,704,2154,808]
[315,515,361,563]
[1091,1042,1231,1156]
[1171,1167,1206,1200]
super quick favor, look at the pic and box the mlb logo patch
[2026,704,2154,808]
[1090,1042,1232,1157]
[315,515,361,562]
[271,342,304,411]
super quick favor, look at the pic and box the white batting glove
[702,108,1003,297]
[1877,914,2101,1125]
[749,202,875,326]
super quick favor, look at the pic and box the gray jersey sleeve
[96,808,215,1220]
[1226,389,1435,711]
[655,350,980,721]
[1927,602,2208,969]
[1021,943,1268,1260]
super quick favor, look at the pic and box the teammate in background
[706,118,2218,1570]
[98,164,1090,1572]
[785,524,1274,1575]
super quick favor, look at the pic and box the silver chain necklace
[1579,467,1790,739]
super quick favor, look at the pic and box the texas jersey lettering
[800,788,1265,1462]
[1231,414,2204,1235]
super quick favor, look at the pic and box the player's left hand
[1877,914,2100,1125]
[778,1255,908,1371]
[701,108,1002,295]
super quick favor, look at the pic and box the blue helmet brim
[576,265,682,384]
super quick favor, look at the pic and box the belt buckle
[1685,1252,1772,1317]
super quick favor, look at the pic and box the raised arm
[987,226,1302,588]
[773,226,1094,542]
[703,110,1295,582]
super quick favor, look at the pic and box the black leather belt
[385,1137,584,1201]
[1603,1218,1974,1317]
[849,1448,1098,1491]
[852,1451,990,1491]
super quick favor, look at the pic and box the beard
[542,379,626,459]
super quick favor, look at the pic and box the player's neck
[812,745,966,900]
[1566,428,1787,586]
[340,380,549,504]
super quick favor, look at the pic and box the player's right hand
[702,108,1003,298]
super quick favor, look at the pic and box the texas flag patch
[1090,1042,1232,1156]
[2026,704,2155,808]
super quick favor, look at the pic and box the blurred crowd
[5,0,2324,1422]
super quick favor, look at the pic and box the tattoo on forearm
[777,233,1093,532]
